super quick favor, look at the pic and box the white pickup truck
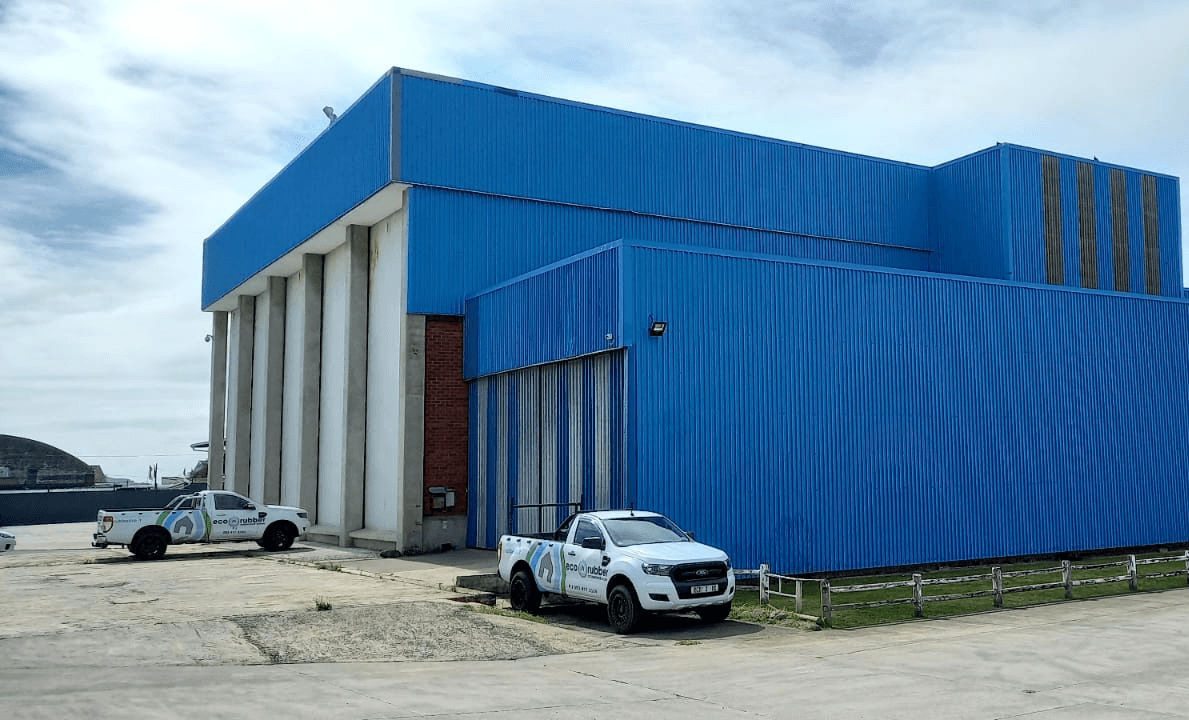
[497,509,734,633]
[92,490,311,560]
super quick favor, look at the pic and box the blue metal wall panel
[623,244,1189,573]
[466,376,486,547]
[463,244,622,379]
[201,74,392,308]
[411,187,931,316]
[930,147,1008,279]
[1093,163,1116,290]
[1157,176,1183,293]
[1004,145,1181,298]
[1126,170,1147,294]
[1007,147,1046,285]
[397,73,931,253]
[1058,156,1082,288]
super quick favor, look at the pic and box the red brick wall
[423,317,468,516]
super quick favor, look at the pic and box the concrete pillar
[260,276,286,505]
[340,225,369,545]
[401,315,427,550]
[226,295,255,496]
[297,254,323,519]
[207,311,228,490]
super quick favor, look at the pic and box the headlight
[297,512,308,519]
[642,563,674,576]
[724,556,732,571]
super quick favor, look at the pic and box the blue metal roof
[201,72,393,308]
[202,68,1182,312]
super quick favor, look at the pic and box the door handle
[566,551,576,556]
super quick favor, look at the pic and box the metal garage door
[468,350,626,548]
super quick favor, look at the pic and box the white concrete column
[207,311,228,490]
[260,276,286,505]
[340,225,369,545]
[297,254,323,517]
[226,295,255,496]
[401,315,426,550]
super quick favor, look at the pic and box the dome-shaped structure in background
[0,435,96,489]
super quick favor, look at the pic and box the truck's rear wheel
[695,602,732,623]
[509,568,541,613]
[130,529,168,560]
[261,523,296,551]
[607,584,644,634]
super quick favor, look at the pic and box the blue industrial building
[202,68,1185,573]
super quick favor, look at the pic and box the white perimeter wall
[280,267,307,508]
[364,209,408,533]
[318,243,348,526]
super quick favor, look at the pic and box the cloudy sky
[1,0,1186,482]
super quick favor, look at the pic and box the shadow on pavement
[531,598,765,640]
[91,544,308,563]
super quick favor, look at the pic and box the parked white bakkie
[92,490,311,560]
[497,510,734,633]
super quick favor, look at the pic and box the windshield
[602,516,689,546]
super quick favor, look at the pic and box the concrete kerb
[268,541,506,598]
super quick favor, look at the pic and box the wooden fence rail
[745,551,1189,624]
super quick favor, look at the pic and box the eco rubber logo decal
[566,560,608,580]
[156,510,211,540]
[527,541,564,594]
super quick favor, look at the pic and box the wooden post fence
[912,573,923,617]
[759,563,770,603]
[822,578,832,623]
[748,551,1189,625]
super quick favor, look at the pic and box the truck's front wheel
[509,568,541,613]
[607,584,644,634]
[130,529,169,560]
[260,523,296,551]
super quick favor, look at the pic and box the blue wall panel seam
[405,183,936,255]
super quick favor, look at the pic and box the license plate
[691,584,717,595]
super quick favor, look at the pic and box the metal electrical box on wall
[427,486,456,511]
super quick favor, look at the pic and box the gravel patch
[231,601,627,663]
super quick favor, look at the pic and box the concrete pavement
[6,522,1189,718]
[2,521,501,590]
[8,590,1189,719]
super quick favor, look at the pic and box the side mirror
[245,504,256,511]
[581,536,605,550]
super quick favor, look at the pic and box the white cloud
[0,0,1185,480]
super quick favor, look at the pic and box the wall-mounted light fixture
[648,318,667,337]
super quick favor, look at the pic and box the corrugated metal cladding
[462,244,621,379]
[406,187,930,315]
[396,73,931,252]
[930,148,1009,280]
[201,74,393,309]
[625,244,1189,574]
[468,351,626,548]
[1008,146,1181,297]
